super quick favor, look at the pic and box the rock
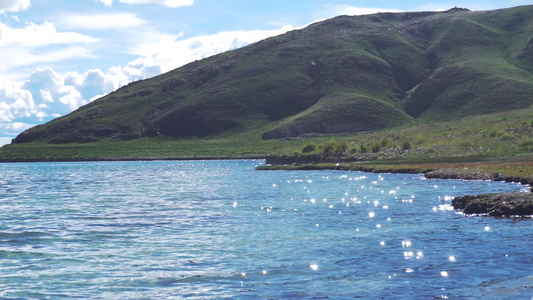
[452,193,533,217]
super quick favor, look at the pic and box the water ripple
[0,160,531,298]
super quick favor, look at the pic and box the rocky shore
[260,155,533,217]
[452,193,533,217]
[425,169,533,185]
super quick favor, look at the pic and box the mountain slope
[12,5,533,144]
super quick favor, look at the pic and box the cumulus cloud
[96,0,193,8]
[0,0,30,13]
[0,79,35,122]
[58,13,147,30]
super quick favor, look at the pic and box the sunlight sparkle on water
[0,160,530,299]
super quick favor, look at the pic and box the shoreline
[257,159,533,218]
[0,155,265,163]
[2,154,531,217]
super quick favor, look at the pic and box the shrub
[380,137,390,148]
[360,143,368,153]
[370,141,382,153]
[334,140,348,153]
[301,142,317,153]
[322,140,337,153]
[401,140,412,150]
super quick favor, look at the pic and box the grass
[3,107,533,163]
[264,107,533,166]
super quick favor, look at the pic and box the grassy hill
[2,5,533,161]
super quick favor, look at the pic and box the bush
[380,137,390,148]
[322,140,337,153]
[334,140,348,153]
[370,141,382,153]
[401,140,412,150]
[360,143,368,153]
[301,142,317,153]
[350,147,358,154]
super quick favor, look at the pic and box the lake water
[0,160,531,299]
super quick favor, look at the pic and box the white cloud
[0,0,30,13]
[0,21,98,81]
[0,21,98,47]
[96,0,193,8]
[0,79,35,122]
[95,0,113,6]
[58,86,86,111]
[59,13,147,30]
[0,136,14,146]
[1,47,94,75]
[0,102,15,123]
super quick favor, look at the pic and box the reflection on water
[0,160,531,299]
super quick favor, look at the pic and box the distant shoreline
[257,158,533,217]
[0,156,265,163]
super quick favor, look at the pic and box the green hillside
[3,5,533,161]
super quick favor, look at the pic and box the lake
[0,160,531,299]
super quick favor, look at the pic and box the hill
[7,5,533,148]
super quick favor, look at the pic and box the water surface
[0,160,531,299]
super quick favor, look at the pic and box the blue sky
[0,0,531,146]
